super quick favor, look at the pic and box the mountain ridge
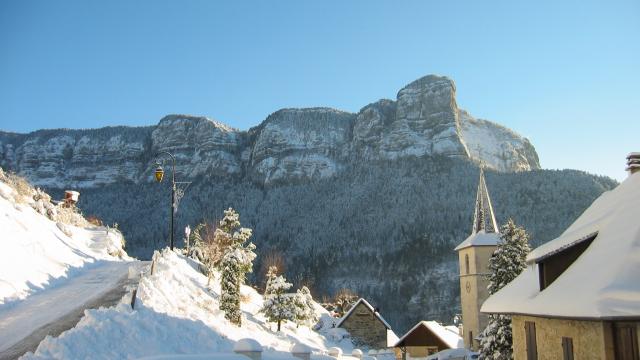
[0,74,540,188]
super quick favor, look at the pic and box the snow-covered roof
[454,231,500,251]
[336,298,393,330]
[387,329,400,348]
[482,172,640,319]
[394,321,463,349]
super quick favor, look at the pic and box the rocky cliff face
[249,108,355,185]
[0,75,540,188]
[150,115,245,179]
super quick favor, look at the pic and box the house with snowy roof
[454,167,500,350]
[394,321,464,358]
[482,153,640,360]
[336,298,399,349]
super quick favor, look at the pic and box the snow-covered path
[0,260,144,358]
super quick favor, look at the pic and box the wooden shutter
[562,337,574,360]
[525,321,538,360]
[614,323,639,360]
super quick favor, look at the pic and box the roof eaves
[336,298,393,330]
[528,231,598,264]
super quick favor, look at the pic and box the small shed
[336,298,398,349]
[64,190,80,207]
[394,321,463,359]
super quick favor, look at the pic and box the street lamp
[153,151,190,251]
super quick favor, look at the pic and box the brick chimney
[627,152,640,175]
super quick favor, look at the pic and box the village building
[482,154,640,360]
[454,167,500,350]
[394,321,464,358]
[336,298,399,350]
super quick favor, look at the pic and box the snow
[394,321,463,349]
[458,109,535,172]
[482,172,640,318]
[22,249,356,359]
[454,231,500,251]
[0,172,134,353]
[426,347,478,360]
[234,338,262,352]
[0,260,137,353]
[290,343,312,353]
[0,179,130,305]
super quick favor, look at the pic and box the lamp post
[154,151,177,250]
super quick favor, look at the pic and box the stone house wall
[511,315,618,360]
[340,302,388,349]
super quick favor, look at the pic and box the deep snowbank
[0,169,130,305]
[23,249,357,359]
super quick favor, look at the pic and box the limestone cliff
[0,75,540,188]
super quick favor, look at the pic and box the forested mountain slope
[66,157,615,333]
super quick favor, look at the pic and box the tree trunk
[277,320,281,332]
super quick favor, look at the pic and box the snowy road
[0,260,147,359]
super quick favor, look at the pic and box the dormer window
[537,233,597,291]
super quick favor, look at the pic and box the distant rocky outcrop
[0,75,540,188]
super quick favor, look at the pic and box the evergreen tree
[261,267,294,331]
[293,286,318,327]
[480,219,531,360]
[218,208,256,326]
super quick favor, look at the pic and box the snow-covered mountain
[0,75,539,188]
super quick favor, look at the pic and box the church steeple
[472,167,498,234]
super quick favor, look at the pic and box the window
[525,321,538,360]
[465,254,470,274]
[468,331,473,348]
[614,322,639,360]
[562,337,574,360]
[537,233,596,291]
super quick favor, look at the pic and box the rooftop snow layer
[395,321,463,349]
[482,172,640,319]
[454,231,500,251]
[336,298,393,330]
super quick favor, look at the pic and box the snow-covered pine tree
[293,286,318,327]
[480,219,531,360]
[263,266,278,296]
[261,269,294,331]
[187,222,205,261]
[218,208,256,326]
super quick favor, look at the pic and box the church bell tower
[454,167,500,350]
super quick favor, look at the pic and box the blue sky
[0,0,638,181]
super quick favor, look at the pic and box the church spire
[472,167,498,234]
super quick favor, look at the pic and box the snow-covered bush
[55,204,90,227]
[218,208,256,326]
[322,288,359,317]
[2,170,32,203]
[479,219,531,360]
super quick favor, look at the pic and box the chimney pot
[626,152,640,175]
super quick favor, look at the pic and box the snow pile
[0,168,130,305]
[23,249,355,359]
